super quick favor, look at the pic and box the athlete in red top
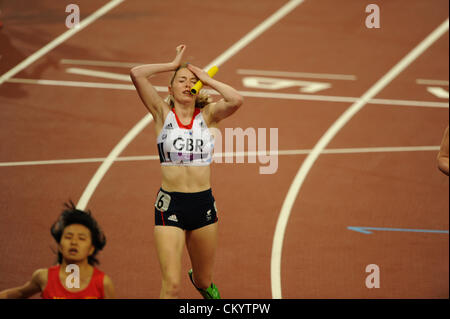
[0,202,114,299]
[41,265,105,299]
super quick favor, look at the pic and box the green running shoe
[188,269,221,299]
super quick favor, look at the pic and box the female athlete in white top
[130,45,243,299]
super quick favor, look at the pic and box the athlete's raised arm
[186,64,243,124]
[130,45,186,123]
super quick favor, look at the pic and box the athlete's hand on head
[186,64,211,85]
[172,44,186,68]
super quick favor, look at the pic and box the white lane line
[427,87,449,99]
[7,78,138,90]
[0,158,109,167]
[203,0,305,70]
[368,97,448,108]
[61,59,142,68]
[416,79,449,86]
[319,145,440,154]
[65,67,132,82]
[237,69,357,80]
[270,18,450,299]
[0,0,125,86]
[7,78,449,108]
[0,146,440,167]
[75,0,307,209]
[238,90,449,108]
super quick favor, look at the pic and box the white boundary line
[60,59,142,68]
[7,78,138,90]
[416,79,449,86]
[76,0,306,209]
[238,90,449,108]
[66,67,132,81]
[237,69,357,80]
[6,78,449,108]
[0,146,439,167]
[0,0,125,86]
[270,18,450,299]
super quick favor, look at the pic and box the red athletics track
[0,0,448,299]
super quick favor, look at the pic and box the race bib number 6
[155,191,171,212]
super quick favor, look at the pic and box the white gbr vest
[156,108,215,166]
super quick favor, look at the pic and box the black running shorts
[154,188,218,231]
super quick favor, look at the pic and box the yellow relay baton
[190,66,219,95]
